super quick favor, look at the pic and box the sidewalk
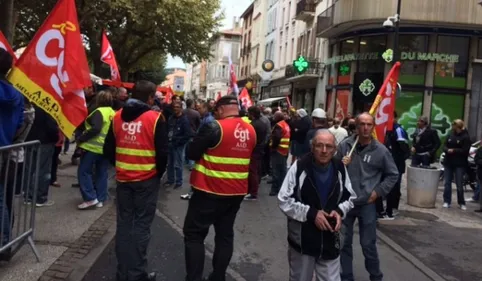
[0,153,116,281]
[157,171,433,281]
[377,172,482,281]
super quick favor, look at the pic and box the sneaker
[379,214,395,221]
[460,205,467,211]
[466,198,475,202]
[163,182,174,188]
[392,209,400,217]
[443,203,450,208]
[36,200,55,207]
[50,182,61,187]
[78,199,99,210]
[173,184,183,189]
[244,194,257,201]
[96,202,104,208]
[180,193,192,200]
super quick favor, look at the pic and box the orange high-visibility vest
[190,117,256,196]
[112,109,162,182]
[272,120,291,156]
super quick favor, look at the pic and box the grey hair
[311,129,336,147]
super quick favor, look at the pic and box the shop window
[334,90,350,120]
[430,92,465,156]
[304,90,314,114]
[399,35,428,85]
[358,36,386,74]
[337,39,355,84]
[395,91,424,145]
[434,36,469,89]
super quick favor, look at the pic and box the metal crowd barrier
[0,141,41,262]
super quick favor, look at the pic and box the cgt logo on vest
[122,121,142,142]
[234,123,250,149]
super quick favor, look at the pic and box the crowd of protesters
[1,44,481,281]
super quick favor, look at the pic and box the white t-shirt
[329,126,348,145]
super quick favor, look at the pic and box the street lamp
[383,0,402,64]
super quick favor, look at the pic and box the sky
[166,0,252,69]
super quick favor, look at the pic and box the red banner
[0,31,17,62]
[101,31,121,82]
[238,87,253,108]
[7,0,92,137]
[369,62,402,143]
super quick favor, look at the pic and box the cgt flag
[101,31,121,83]
[0,31,17,62]
[368,61,401,143]
[7,0,92,137]
[238,87,253,108]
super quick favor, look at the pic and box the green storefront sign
[326,51,460,65]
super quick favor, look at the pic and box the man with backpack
[378,111,410,220]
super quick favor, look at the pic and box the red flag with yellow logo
[7,0,91,137]
[101,31,121,83]
[368,62,401,143]
[0,31,17,62]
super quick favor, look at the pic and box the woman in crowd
[443,119,471,210]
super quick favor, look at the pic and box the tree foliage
[12,0,222,78]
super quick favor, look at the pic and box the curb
[376,229,446,281]
[155,209,248,281]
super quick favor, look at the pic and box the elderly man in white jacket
[278,130,357,281]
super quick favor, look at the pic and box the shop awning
[257,97,285,104]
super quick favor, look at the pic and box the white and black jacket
[278,153,357,259]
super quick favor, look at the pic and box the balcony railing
[316,3,335,37]
[295,0,315,22]
[285,57,323,79]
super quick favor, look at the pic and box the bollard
[406,165,440,208]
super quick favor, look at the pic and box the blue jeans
[27,144,54,204]
[0,183,10,246]
[167,145,184,186]
[473,183,480,201]
[270,151,287,193]
[443,165,465,205]
[78,151,109,202]
[341,203,383,281]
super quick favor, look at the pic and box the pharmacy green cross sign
[359,79,375,96]
[293,56,309,74]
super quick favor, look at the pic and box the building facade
[206,22,242,99]
[250,0,268,98]
[161,68,187,94]
[185,61,208,100]
[317,0,482,146]
[239,4,254,88]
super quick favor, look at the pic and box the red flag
[164,87,174,104]
[215,91,222,102]
[369,62,402,143]
[7,0,92,137]
[0,31,17,62]
[101,31,121,82]
[238,88,253,108]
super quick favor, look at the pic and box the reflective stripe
[203,154,250,165]
[116,147,155,157]
[279,144,289,148]
[116,161,156,171]
[194,164,248,179]
[280,138,290,143]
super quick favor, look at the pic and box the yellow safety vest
[79,107,115,154]
[241,116,251,123]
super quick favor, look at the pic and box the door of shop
[469,63,482,141]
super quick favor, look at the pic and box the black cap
[215,95,239,109]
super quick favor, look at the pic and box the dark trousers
[271,151,287,193]
[27,144,54,204]
[115,176,160,281]
[63,137,70,154]
[261,143,271,176]
[376,173,403,216]
[50,146,62,184]
[411,154,431,167]
[183,190,243,281]
[247,152,261,196]
[443,165,465,205]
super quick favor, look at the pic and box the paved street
[83,171,432,281]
